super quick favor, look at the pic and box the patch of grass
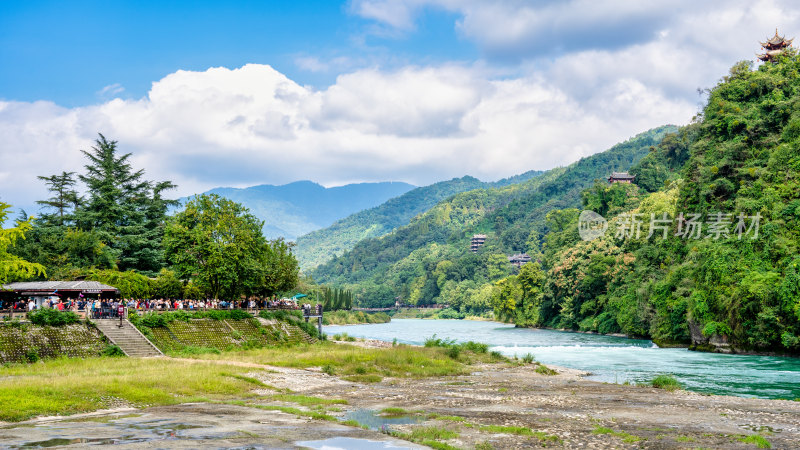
[479,425,534,435]
[221,373,276,389]
[471,423,561,443]
[177,341,491,379]
[380,407,412,416]
[331,332,357,342]
[0,357,270,422]
[340,419,370,429]
[651,374,682,391]
[498,387,508,393]
[675,436,695,442]
[521,353,535,364]
[489,351,505,361]
[321,364,336,375]
[428,413,466,422]
[342,374,383,383]
[250,404,337,422]
[268,394,347,406]
[738,434,772,448]
[409,426,459,440]
[535,364,558,375]
[475,442,494,450]
[419,441,459,450]
[592,426,642,443]
[171,346,222,356]
[66,413,142,423]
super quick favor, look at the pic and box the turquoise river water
[325,319,800,400]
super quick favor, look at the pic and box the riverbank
[323,310,391,325]
[2,343,796,448]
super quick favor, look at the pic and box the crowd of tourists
[1,296,301,318]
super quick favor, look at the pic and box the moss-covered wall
[139,318,316,352]
[0,322,107,363]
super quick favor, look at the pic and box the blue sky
[0,1,474,106]
[1,1,798,213]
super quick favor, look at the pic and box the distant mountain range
[183,180,416,241]
[293,170,545,270]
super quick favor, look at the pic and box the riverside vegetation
[311,53,800,355]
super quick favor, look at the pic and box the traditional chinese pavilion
[470,234,487,253]
[508,253,532,268]
[608,172,635,184]
[758,29,793,63]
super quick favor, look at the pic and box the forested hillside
[295,172,543,270]
[312,126,674,308]
[493,55,800,354]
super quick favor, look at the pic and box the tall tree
[36,171,80,226]
[164,194,298,300]
[76,134,175,274]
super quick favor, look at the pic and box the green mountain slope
[294,171,545,270]
[181,180,416,240]
[500,56,800,354]
[312,126,675,307]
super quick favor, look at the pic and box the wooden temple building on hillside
[608,172,635,184]
[758,29,793,63]
[508,253,532,268]
[470,234,487,253]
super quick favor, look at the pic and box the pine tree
[35,171,80,226]
[76,133,175,274]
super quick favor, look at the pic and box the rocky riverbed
[1,344,798,449]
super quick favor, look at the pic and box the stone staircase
[94,319,163,357]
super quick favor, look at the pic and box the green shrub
[651,374,682,391]
[461,341,488,353]
[436,308,465,320]
[25,349,40,363]
[101,345,125,357]
[424,334,455,348]
[445,346,461,359]
[521,353,535,364]
[138,312,167,328]
[28,309,79,326]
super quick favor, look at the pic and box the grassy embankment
[0,340,504,422]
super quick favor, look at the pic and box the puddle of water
[296,437,414,450]
[343,409,423,432]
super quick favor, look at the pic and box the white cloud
[0,61,695,214]
[13,1,800,214]
[97,83,125,97]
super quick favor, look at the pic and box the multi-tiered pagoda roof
[758,29,793,62]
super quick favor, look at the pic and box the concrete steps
[94,319,163,357]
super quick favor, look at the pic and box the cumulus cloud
[0,61,694,213]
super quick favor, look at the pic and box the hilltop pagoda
[758,29,793,63]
